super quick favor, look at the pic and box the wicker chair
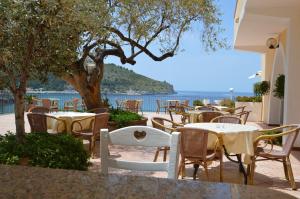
[195,106,214,111]
[42,99,51,109]
[210,115,243,124]
[151,117,183,162]
[71,113,109,157]
[124,100,139,113]
[198,111,223,123]
[176,127,223,181]
[234,111,251,124]
[156,100,168,114]
[42,99,58,112]
[228,106,246,114]
[249,125,300,190]
[64,98,79,111]
[88,108,109,114]
[27,113,66,134]
[28,106,50,114]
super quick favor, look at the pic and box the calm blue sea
[0,90,253,114]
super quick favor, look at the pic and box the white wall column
[284,15,300,147]
[261,50,274,123]
[267,45,284,125]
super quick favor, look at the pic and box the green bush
[193,99,204,106]
[219,98,235,108]
[236,96,262,102]
[262,130,282,146]
[273,74,285,99]
[0,133,90,170]
[254,81,270,97]
[109,108,143,128]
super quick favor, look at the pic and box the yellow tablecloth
[47,112,95,133]
[184,123,261,164]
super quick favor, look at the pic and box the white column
[261,50,275,123]
[284,15,300,147]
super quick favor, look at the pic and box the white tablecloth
[47,112,95,133]
[184,123,260,163]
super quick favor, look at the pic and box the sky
[106,0,261,93]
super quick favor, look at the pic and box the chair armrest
[46,115,67,133]
[70,116,95,134]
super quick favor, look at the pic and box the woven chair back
[177,127,210,160]
[27,113,47,133]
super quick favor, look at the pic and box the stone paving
[0,112,300,198]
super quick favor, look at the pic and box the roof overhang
[234,0,300,53]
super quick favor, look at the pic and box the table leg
[236,154,247,185]
[223,146,248,185]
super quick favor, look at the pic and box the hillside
[28,63,175,94]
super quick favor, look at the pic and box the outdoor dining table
[47,111,95,133]
[184,122,260,184]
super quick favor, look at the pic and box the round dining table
[47,111,95,133]
[184,122,260,184]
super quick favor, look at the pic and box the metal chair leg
[193,164,199,180]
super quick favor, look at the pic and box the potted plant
[108,108,148,131]
[273,74,285,124]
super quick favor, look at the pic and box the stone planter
[108,117,148,131]
[235,102,262,122]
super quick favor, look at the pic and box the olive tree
[60,0,226,110]
[0,0,98,141]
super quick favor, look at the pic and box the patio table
[184,122,260,184]
[47,111,95,133]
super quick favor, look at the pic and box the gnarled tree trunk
[63,62,105,110]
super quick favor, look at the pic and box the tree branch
[105,26,176,61]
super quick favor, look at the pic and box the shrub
[273,74,285,99]
[109,108,143,128]
[193,100,204,106]
[261,130,282,146]
[254,81,270,97]
[0,133,90,170]
[236,96,262,102]
[219,98,235,108]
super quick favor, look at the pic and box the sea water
[0,90,253,114]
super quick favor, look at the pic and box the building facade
[234,0,300,147]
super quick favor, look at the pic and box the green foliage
[236,96,262,102]
[254,81,270,97]
[262,130,282,146]
[102,64,175,94]
[193,100,204,106]
[24,95,36,104]
[0,133,89,170]
[220,99,235,108]
[109,109,143,128]
[273,74,285,99]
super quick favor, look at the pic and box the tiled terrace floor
[0,112,300,198]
